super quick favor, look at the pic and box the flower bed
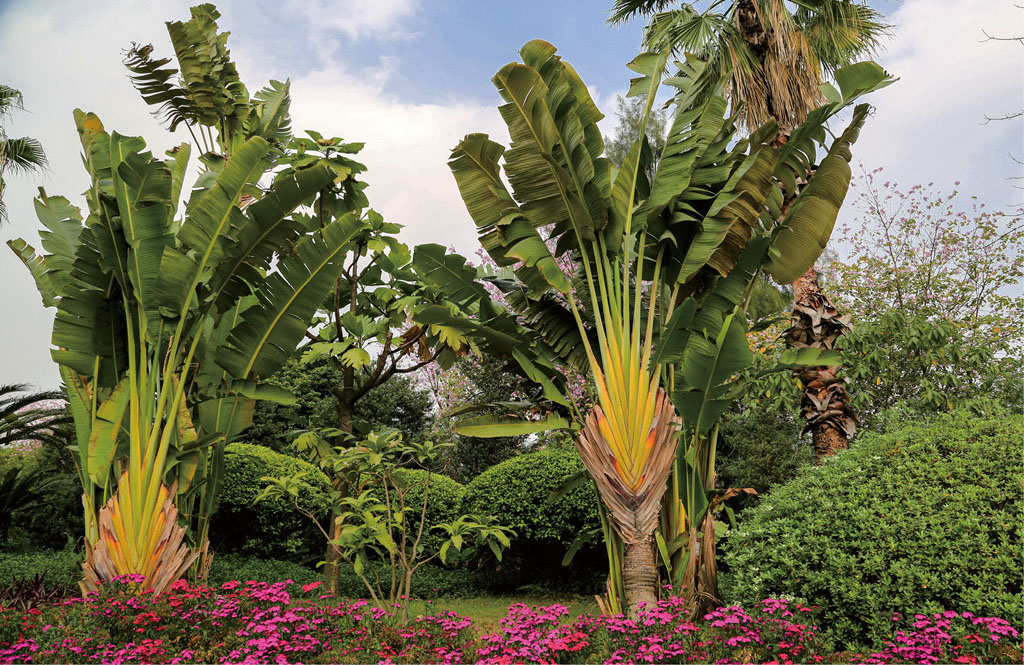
[0,577,1019,664]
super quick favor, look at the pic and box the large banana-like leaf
[124,43,195,132]
[210,162,336,312]
[455,412,571,437]
[646,55,726,213]
[165,4,247,134]
[492,42,603,248]
[609,49,668,240]
[109,135,175,328]
[156,136,272,315]
[676,138,779,282]
[673,313,751,436]
[216,214,363,379]
[765,105,869,284]
[8,238,57,308]
[86,378,130,487]
[247,79,292,146]
[448,134,570,296]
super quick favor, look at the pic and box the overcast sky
[0,0,1021,390]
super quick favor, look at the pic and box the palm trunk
[785,267,857,462]
[622,536,658,617]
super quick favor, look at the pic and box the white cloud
[845,0,1023,211]
[0,0,500,389]
[278,61,507,253]
[283,0,419,41]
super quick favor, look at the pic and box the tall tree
[0,85,47,224]
[416,40,890,615]
[9,4,365,593]
[611,0,890,459]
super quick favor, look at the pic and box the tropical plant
[0,466,60,543]
[0,385,69,450]
[611,0,891,459]
[0,85,47,225]
[7,5,362,593]
[610,0,889,133]
[413,39,890,614]
[260,429,514,619]
[269,138,460,590]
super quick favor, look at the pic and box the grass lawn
[403,595,600,628]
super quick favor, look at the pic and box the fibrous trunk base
[623,537,658,617]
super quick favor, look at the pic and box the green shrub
[211,443,331,562]
[460,447,603,592]
[717,406,814,511]
[0,548,80,587]
[720,406,1023,649]
[368,468,464,556]
[208,553,321,587]
[208,554,489,598]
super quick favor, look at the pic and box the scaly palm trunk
[784,267,857,461]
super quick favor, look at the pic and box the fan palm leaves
[0,85,48,224]
[610,0,889,132]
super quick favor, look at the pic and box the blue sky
[0,0,1021,388]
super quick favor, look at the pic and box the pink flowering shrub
[0,579,1019,664]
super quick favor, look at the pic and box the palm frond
[0,85,25,117]
[609,0,682,24]
[793,0,891,72]
[0,137,48,173]
[644,8,732,56]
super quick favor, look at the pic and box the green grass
[403,595,600,628]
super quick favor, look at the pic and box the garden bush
[460,447,603,592]
[210,443,331,562]
[720,406,1023,649]
[0,549,79,589]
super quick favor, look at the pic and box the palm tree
[0,85,47,224]
[0,384,69,449]
[610,0,887,458]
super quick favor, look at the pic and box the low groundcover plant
[0,577,1019,664]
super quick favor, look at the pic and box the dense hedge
[210,443,330,562]
[460,447,603,592]
[0,550,491,599]
[720,407,1023,649]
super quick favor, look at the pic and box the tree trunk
[323,399,355,594]
[622,537,658,617]
[785,267,857,462]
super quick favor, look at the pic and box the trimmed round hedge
[720,407,1023,649]
[460,446,603,592]
[211,443,330,562]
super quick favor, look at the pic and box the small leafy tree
[831,171,1024,422]
[260,430,514,619]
